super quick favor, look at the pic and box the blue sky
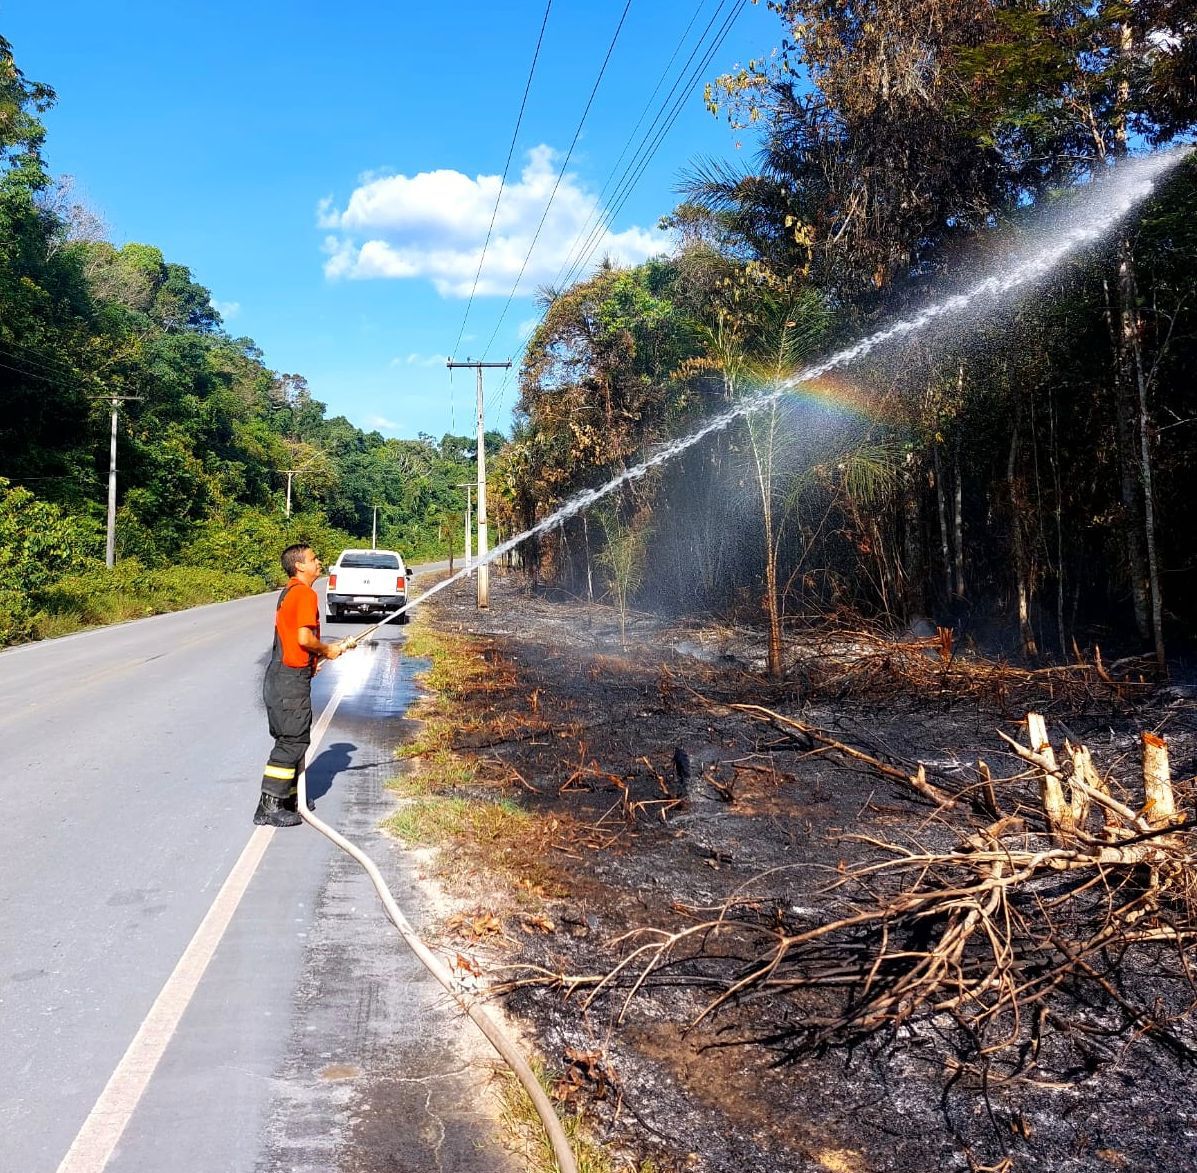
[4,0,775,440]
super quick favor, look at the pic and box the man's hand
[324,641,344,661]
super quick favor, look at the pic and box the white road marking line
[55,671,356,1172]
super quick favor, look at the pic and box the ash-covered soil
[403,568,1197,1173]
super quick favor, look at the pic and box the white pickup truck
[325,548,410,623]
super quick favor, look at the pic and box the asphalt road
[0,573,513,1172]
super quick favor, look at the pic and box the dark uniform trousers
[261,662,313,799]
[261,583,315,801]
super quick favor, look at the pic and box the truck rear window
[339,553,402,570]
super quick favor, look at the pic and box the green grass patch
[27,561,263,643]
[398,610,496,759]
[389,747,477,794]
[402,613,494,698]
[385,794,530,847]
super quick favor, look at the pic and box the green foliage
[180,508,356,587]
[0,478,99,589]
[595,503,652,642]
[35,559,263,634]
[0,589,35,645]
[0,36,496,648]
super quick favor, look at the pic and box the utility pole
[279,455,321,518]
[102,394,142,569]
[371,505,379,549]
[454,482,473,574]
[447,358,510,609]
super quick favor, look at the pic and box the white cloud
[320,145,669,297]
[392,352,448,368]
[213,299,241,320]
[365,414,399,432]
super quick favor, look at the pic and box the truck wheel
[326,606,340,622]
[399,610,411,625]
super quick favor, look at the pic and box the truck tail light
[396,576,406,591]
[328,573,337,589]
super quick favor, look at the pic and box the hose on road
[298,676,578,1173]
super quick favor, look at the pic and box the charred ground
[392,568,1197,1173]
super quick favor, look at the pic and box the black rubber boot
[253,791,302,827]
[281,791,315,813]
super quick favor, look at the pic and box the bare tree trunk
[751,408,784,681]
[764,512,783,680]
[933,443,953,604]
[900,451,927,618]
[582,513,594,602]
[1104,272,1150,639]
[952,437,964,598]
[1105,21,1152,645]
[871,518,894,620]
[1008,400,1038,658]
[1049,385,1067,659]
[1129,252,1168,675]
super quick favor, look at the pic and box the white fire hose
[304,592,578,1173]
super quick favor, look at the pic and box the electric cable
[486,351,519,429]
[451,0,554,362]
[480,0,635,361]
[0,333,87,375]
[555,0,742,294]
[550,0,731,295]
[491,0,740,422]
[0,357,65,385]
[486,0,729,431]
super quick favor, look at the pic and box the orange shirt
[276,578,320,668]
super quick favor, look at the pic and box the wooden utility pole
[454,482,474,574]
[103,394,142,569]
[446,358,510,608]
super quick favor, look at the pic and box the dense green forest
[0,35,492,645]
[495,0,1196,674]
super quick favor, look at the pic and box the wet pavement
[252,626,515,1173]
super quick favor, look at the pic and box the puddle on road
[319,1063,362,1082]
[322,637,424,725]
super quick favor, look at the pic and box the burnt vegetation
[463,17,1197,1158]
[412,576,1197,1171]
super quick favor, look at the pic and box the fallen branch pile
[507,713,1197,1082]
[785,626,1156,712]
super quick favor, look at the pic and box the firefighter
[254,543,344,827]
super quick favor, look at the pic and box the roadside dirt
[399,567,1197,1173]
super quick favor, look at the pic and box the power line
[480,0,635,361]
[549,0,721,295]
[486,341,525,429]
[556,0,738,292]
[485,0,742,434]
[485,1,718,430]
[451,0,554,361]
[0,357,63,385]
[0,338,80,379]
[556,0,743,294]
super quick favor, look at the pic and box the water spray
[347,148,1192,640]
